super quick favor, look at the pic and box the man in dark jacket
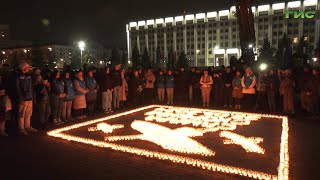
[187,67,197,105]
[100,67,114,113]
[222,66,233,108]
[16,62,37,135]
[175,67,187,105]
[128,70,144,107]
[267,68,280,113]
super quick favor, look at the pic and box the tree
[258,36,276,64]
[276,33,293,69]
[155,46,161,69]
[121,51,128,68]
[110,47,120,65]
[296,35,309,67]
[314,37,320,60]
[141,47,151,69]
[132,46,141,69]
[176,51,188,69]
[167,47,174,69]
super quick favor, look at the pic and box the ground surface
[1,107,319,180]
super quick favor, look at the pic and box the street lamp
[78,41,85,64]
[260,63,267,71]
[248,44,253,48]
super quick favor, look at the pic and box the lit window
[293,37,298,43]
[304,36,308,41]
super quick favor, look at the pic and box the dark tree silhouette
[111,47,120,65]
[141,47,151,69]
[132,46,141,69]
[258,36,276,64]
[176,51,188,69]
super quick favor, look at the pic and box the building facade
[126,0,320,67]
[1,44,101,68]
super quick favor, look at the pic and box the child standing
[232,70,244,109]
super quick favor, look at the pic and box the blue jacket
[64,79,74,100]
[16,73,33,102]
[52,79,65,98]
[157,75,165,88]
[85,77,97,95]
[243,74,255,87]
[166,75,175,88]
[74,79,87,96]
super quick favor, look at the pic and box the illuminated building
[126,0,319,67]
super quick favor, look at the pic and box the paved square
[48,105,289,180]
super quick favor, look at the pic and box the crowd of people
[0,62,319,137]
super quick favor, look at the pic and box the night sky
[0,0,280,48]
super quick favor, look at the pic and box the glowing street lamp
[248,44,253,48]
[78,41,85,64]
[260,63,267,71]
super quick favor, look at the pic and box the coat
[279,74,295,113]
[232,76,243,98]
[145,72,155,89]
[200,75,213,89]
[241,73,256,94]
[119,78,128,101]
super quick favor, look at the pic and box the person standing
[51,70,65,125]
[157,70,166,103]
[175,67,187,105]
[73,70,89,120]
[16,63,37,135]
[85,69,99,116]
[119,69,128,108]
[307,69,320,115]
[200,69,213,108]
[222,66,233,108]
[128,70,144,107]
[279,69,295,115]
[213,70,224,107]
[144,68,155,104]
[166,70,175,105]
[62,71,74,121]
[33,69,51,129]
[232,70,243,110]
[267,68,280,113]
[188,67,197,105]
[255,70,268,112]
[112,64,122,109]
[298,65,312,114]
[0,74,12,136]
[100,67,114,114]
[241,67,257,111]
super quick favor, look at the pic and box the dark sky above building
[0,0,280,48]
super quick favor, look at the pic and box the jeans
[102,90,113,111]
[62,100,72,120]
[52,97,63,120]
[113,86,121,108]
[38,99,51,125]
[158,88,165,102]
[189,86,193,104]
[223,86,233,106]
[166,88,174,104]
[18,100,33,130]
[268,91,276,113]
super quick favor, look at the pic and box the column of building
[205,21,209,66]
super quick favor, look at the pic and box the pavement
[1,109,320,180]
